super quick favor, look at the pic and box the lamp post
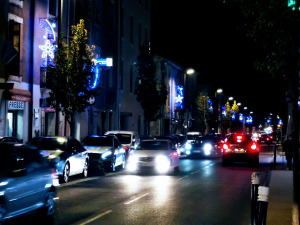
[216,89,223,134]
[183,68,195,138]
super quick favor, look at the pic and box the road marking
[124,193,149,205]
[59,177,99,187]
[79,210,113,225]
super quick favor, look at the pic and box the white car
[104,130,140,158]
[127,139,180,174]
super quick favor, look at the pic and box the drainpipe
[28,0,35,140]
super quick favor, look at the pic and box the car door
[68,139,87,175]
[5,148,44,214]
[114,137,124,166]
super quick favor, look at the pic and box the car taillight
[270,136,273,139]
[250,143,258,151]
[51,168,60,186]
[222,143,229,150]
[124,146,128,151]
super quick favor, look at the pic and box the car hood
[84,146,113,154]
[39,150,65,160]
[132,150,170,158]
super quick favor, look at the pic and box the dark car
[184,135,222,158]
[82,135,126,172]
[259,134,273,146]
[0,136,22,143]
[0,143,58,224]
[221,134,259,166]
[28,136,89,183]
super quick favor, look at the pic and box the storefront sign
[8,101,24,110]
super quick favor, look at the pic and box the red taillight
[223,143,229,150]
[270,136,273,139]
[250,143,258,151]
[124,146,128,151]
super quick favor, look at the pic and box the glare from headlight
[155,155,170,173]
[203,143,212,156]
[185,143,192,150]
[101,151,113,160]
[127,155,138,171]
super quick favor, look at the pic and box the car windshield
[112,134,131,144]
[82,137,113,146]
[137,141,169,150]
[29,137,67,151]
[227,135,252,144]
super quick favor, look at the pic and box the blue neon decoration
[267,119,271,124]
[231,111,235,121]
[239,113,243,122]
[39,18,57,67]
[222,106,226,118]
[278,119,283,125]
[175,85,184,109]
[246,115,253,124]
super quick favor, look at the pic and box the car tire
[60,163,70,183]
[222,159,229,166]
[82,160,88,178]
[121,155,126,170]
[38,191,56,221]
[0,204,6,225]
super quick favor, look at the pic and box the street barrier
[251,172,260,225]
[256,186,269,225]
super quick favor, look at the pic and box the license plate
[234,148,245,153]
[193,150,201,153]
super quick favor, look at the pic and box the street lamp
[216,89,223,133]
[183,68,195,137]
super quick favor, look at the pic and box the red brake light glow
[236,135,244,143]
[250,143,257,150]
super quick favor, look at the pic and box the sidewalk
[266,151,298,225]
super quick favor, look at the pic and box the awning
[5,88,31,102]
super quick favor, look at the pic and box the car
[221,134,259,166]
[81,135,126,172]
[186,131,202,143]
[259,134,273,146]
[28,136,89,183]
[0,143,58,224]
[184,135,223,158]
[0,136,22,143]
[104,130,140,158]
[127,139,180,174]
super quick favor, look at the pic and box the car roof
[105,130,136,134]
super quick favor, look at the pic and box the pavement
[265,145,299,225]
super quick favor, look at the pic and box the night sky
[150,1,287,125]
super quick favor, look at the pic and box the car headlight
[203,143,212,156]
[127,155,138,171]
[185,143,192,150]
[155,155,170,173]
[101,151,113,160]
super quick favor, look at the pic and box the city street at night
[6,144,276,225]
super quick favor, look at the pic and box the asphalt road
[6,145,275,225]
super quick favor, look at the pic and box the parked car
[81,135,126,172]
[28,136,89,183]
[184,135,223,158]
[104,130,140,158]
[221,134,259,166]
[259,133,273,146]
[0,143,58,224]
[127,139,180,174]
[0,136,22,143]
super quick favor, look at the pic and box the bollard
[256,186,269,225]
[273,143,277,169]
[251,172,260,225]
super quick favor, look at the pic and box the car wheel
[38,191,56,220]
[110,161,116,172]
[60,163,70,183]
[121,155,126,169]
[0,205,6,225]
[82,160,88,178]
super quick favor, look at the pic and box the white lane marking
[124,193,149,205]
[79,210,113,225]
[59,177,99,187]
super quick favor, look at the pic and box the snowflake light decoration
[39,40,56,59]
